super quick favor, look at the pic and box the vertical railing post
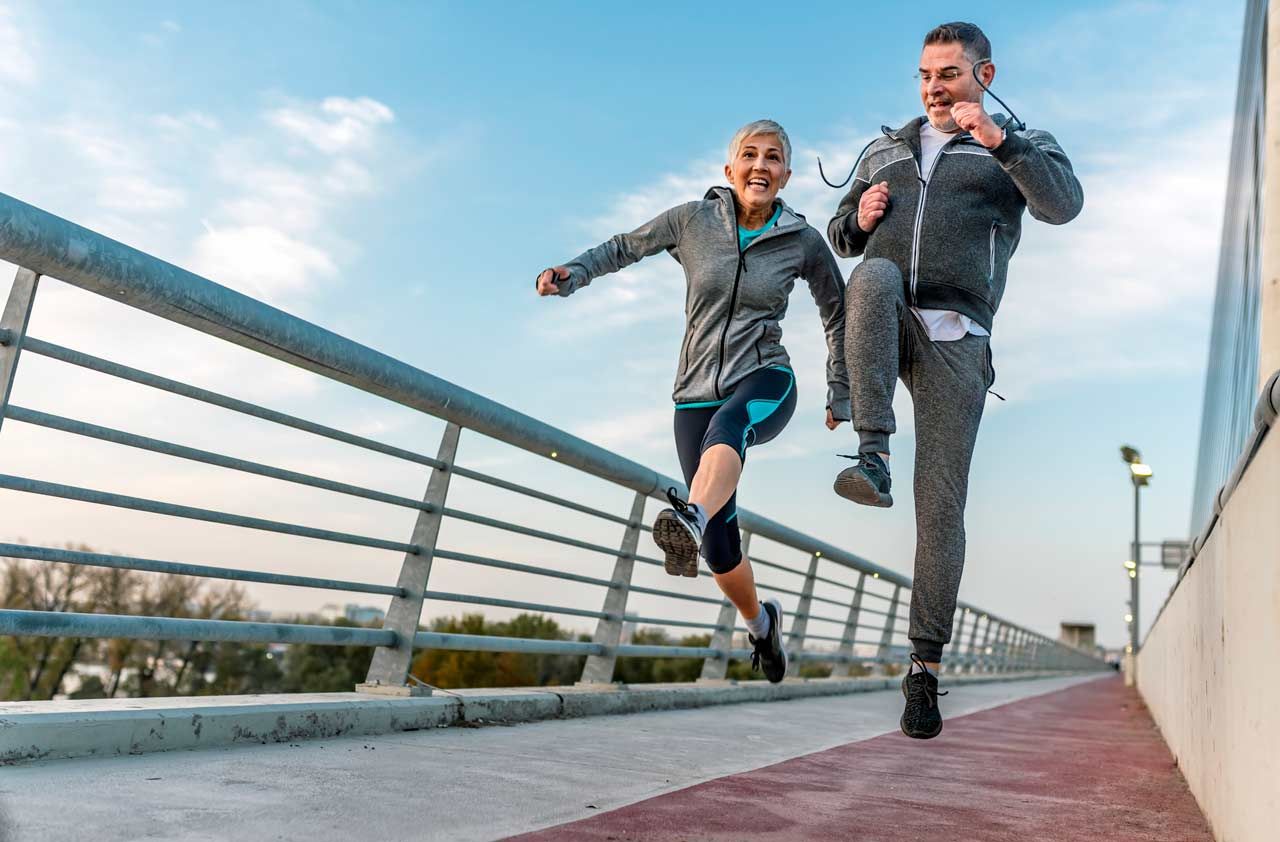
[359,422,462,694]
[700,531,751,681]
[976,614,994,673]
[960,609,978,672]
[995,624,1011,672]
[579,491,648,684]
[877,584,902,668]
[784,552,820,678]
[0,268,41,434]
[832,571,867,677]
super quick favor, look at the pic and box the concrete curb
[0,670,1099,765]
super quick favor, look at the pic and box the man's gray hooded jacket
[828,116,1084,331]
[559,186,851,418]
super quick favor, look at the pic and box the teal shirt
[737,204,784,250]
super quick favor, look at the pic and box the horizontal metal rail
[449,464,640,529]
[0,542,405,597]
[622,615,725,631]
[0,609,396,647]
[0,474,416,553]
[432,549,617,590]
[422,590,610,621]
[413,631,602,657]
[5,405,431,512]
[21,337,445,470]
[625,584,725,606]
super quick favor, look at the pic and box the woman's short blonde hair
[727,119,791,169]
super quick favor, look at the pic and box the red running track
[508,676,1211,842]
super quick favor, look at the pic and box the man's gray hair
[728,120,791,169]
[924,21,991,64]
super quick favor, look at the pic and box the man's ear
[980,60,996,87]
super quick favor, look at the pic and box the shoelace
[665,486,690,515]
[837,453,887,473]
[749,633,772,673]
[906,653,949,709]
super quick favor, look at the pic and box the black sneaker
[900,653,948,739]
[834,452,893,507]
[749,598,788,683]
[652,487,703,577]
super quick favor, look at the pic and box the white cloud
[98,175,186,213]
[153,111,220,134]
[572,406,673,463]
[268,96,395,155]
[0,5,35,84]
[191,224,338,299]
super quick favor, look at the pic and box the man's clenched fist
[950,102,1004,149]
[536,266,569,296]
[857,181,890,233]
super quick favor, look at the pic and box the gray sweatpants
[844,258,991,663]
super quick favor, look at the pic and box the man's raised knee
[848,258,903,302]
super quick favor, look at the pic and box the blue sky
[0,1,1247,651]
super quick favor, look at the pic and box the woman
[536,120,849,681]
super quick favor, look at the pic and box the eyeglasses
[914,67,967,84]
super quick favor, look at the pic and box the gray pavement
[0,674,1103,842]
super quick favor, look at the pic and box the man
[828,22,1083,739]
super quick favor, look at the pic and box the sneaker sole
[899,676,943,739]
[834,469,893,508]
[653,511,700,577]
[764,598,788,683]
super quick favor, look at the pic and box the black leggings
[672,366,797,574]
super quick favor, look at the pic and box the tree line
[1,554,835,701]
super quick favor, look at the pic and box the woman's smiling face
[724,133,791,215]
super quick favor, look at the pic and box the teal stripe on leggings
[741,370,795,453]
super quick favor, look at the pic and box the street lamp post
[1120,446,1152,658]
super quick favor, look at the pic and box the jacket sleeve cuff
[827,393,852,422]
[990,130,1031,166]
[556,264,588,297]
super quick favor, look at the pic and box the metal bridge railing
[0,190,1106,694]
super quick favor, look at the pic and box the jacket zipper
[714,247,746,399]
[908,133,963,303]
[714,193,791,398]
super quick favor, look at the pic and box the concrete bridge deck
[0,674,1209,841]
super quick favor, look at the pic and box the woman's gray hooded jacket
[557,186,851,419]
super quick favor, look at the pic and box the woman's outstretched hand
[536,266,570,296]
[825,408,846,430]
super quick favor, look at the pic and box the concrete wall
[1137,428,1279,842]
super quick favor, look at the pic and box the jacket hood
[703,185,807,229]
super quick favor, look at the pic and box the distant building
[1059,622,1096,651]
[345,604,386,625]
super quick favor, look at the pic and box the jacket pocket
[987,220,1003,285]
[754,322,767,365]
[679,331,692,375]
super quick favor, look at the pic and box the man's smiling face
[919,41,990,132]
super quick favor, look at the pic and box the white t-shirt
[911,123,990,343]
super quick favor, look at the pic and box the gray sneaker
[652,487,703,578]
[834,452,893,508]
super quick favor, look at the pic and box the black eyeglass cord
[817,58,1024,190]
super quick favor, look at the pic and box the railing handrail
[0,190,914,585]
[0,189,1106,681]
